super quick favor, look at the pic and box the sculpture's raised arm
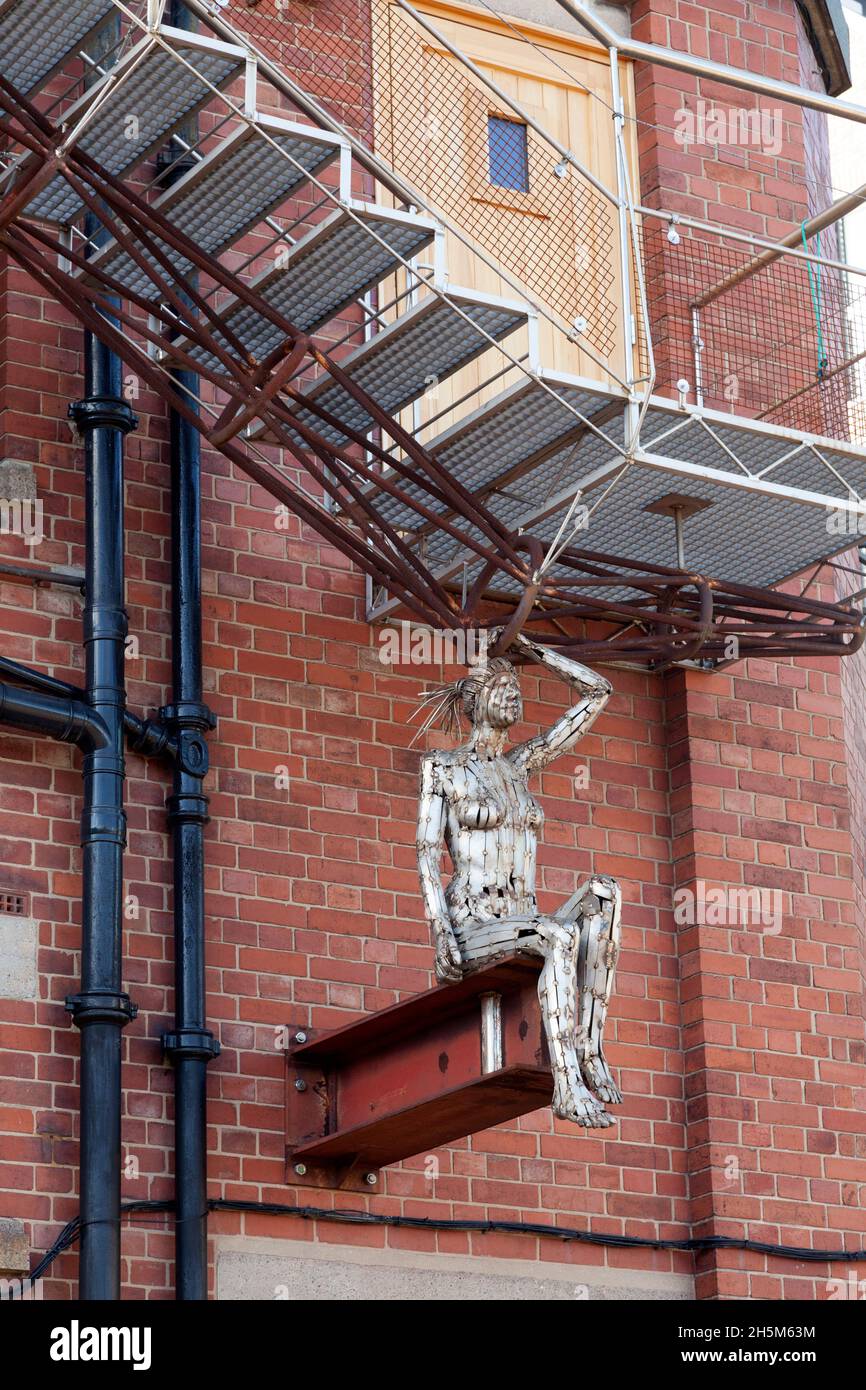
[505,632,612,776]
[411,641,621,1124]
[416,753,463,982]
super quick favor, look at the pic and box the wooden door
[372,0,637,435]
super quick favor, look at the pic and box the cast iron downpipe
[161,2,219,1300]
[0,683,108,750]
[160,366,219,1301]
[0,654,175,757]
[65,333,138,1301]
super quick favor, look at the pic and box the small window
[487,117,529,192]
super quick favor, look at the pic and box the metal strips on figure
[415,632,622,1127]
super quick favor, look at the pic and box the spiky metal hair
[409,657,518,745]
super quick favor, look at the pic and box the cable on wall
[25,1197,866,1290]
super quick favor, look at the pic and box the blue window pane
[487,117,529,192]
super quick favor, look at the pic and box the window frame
[486,113,530,193]
[464,93,549,218]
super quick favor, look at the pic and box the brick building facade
[0,0,864,1302]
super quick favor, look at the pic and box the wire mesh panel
[227,0,623,369]
[640,216,866,445]
[373,0,620,361]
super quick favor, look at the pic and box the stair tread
[24,31,245,223]
[181,202,438,368]
[88,117,345,298]
[0,0,115,95]
[289,287,528,445]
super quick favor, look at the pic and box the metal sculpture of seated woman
[415,631,622,1128]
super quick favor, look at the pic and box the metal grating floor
[182,202,438,369]
[392,374,614,507]
[369,370,866,595]
[0,0,115,94]
[88,118,345,298]
[289,287,528,446]
[24,35,245,223]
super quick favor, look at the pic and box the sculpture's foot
[579,1050,622,1105]
[552,1080,615,1128]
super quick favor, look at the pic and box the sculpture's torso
[436,749,544,924]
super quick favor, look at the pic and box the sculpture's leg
[532,918,614,1128]
[573,876,622,1104]
[454,914,612,1127]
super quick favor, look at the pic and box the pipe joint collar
[160,701,217,733]
[162,1028,221,1062]
[81,750,126,779]
[166,790,210,826]
[66,990,138,1027]
[84,606,129,642]
[68,396,138,435]
[80,805,127,845]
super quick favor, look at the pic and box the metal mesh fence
[639,215,866,444]
[371,0,620,361]
[205,4,866,446]
[228,0,622,366]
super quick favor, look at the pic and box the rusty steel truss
[0,71,862,668]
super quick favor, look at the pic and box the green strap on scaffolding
[802,220,827,382]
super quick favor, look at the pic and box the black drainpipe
[65,330,137,1300]
[0,683,107,748]
[160,368,218,1301]
[160,3,219,1301]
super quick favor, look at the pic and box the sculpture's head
[462,657,522,730]
[411,656,522,742]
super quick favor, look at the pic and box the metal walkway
[369,370,866,592]
[1,0,864,656]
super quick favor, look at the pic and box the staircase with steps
[0,1,536,498]
[2,0,865,645]
[88,115,351,296]
[178,202,441,363]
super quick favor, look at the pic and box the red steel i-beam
[285,955,550,1190]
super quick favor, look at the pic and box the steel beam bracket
[65,990,139,1028]
[285,954,550,1191]
[162,1027,221,1062]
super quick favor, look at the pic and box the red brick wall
[0,0,864,1301]
[0,313,691,1291]
[628,10,866,1289]
[633,0,848,436]
[667,639,866,1299]
[632,0,810,234]
[226,0,375,141]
